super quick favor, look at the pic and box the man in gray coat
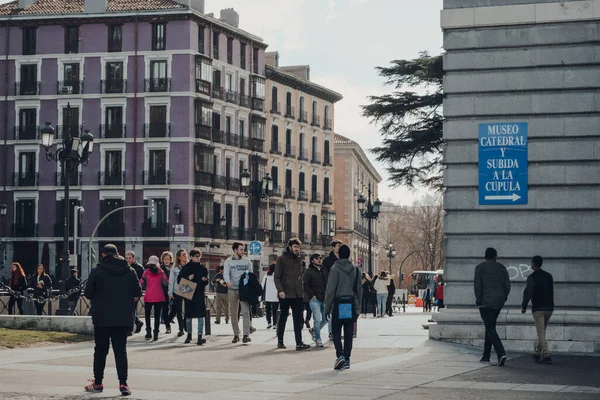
[474,247,511,366]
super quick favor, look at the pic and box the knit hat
[146,255,160,268]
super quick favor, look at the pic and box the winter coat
[212,272,229,294]
[303,263,328,302]
[522,269,554,312]
[8,274,27,294]
[324,259,363,317]
[435,285,444,300]
[140,266,168,303]
[31,273,52,298]
[84,256,142,327]
[239,272,263,305]
[373,276,390,294]
[178,261,209,318]
[261,274,279,303]
[421,287,433,300]
[322,251,338,274]
[130,262,145,280]
[65,276,81,301]
[274,249,304,299]
[168,265,182,298]
[474,261,511,309]
[387,279,396,298]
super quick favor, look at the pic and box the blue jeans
[186,317,204,336]
[309,299,328,341]
[377,293,387,315]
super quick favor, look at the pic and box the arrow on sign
[484,193,521,202]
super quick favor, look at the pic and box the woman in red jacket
[435,282,444,310]
[140,255,168,341]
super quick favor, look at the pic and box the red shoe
[84,381,103,393]
[120,384,131,396]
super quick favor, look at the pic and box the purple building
[0,0,269,278]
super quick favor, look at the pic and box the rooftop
[0,0,185,15]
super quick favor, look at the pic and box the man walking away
[323,240,342,338]
[522,255,554,365]
[325,245,362,370]
[275,238,311,351]
[223,241,253,344]
[304,253,328,347]
[213,265,229,324]
[65,268,81,315]
[474,247,511,367]
[125,251,144,334]
[422,284,433,313]
[84,244,141,396]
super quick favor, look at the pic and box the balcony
[311,115,321,127]
[284,144,296,158]
[268,230,284,244]
[98,223,125,237]
[298,110,308,123]
[14,125,39,140]
[284,187,296,199]
[144,170,170,185]
[271,185,282,198]
[56,171,82,186]
[144,123,170,138]
[101,124,126,139]
[298,148,309,161]
[101,79,127,94]
[212,128,225,144]
[270,102,281,115]
[99,171,125,186]
[142,222,169,237]
[311,152,321,164]
[270,142,282,155]
[311,192,321,203]
[323,193,333,205]
[13,172,39,187]
[145,78,171,92]
[298,190,309,201]
[13,222,38,237]
[324,118,332,131]
[195,79,211,96]
[224,132,239,147]
[194,222,212,238]
[239,136,251,150]
[252,97,264,112]
[226,176,240,191]
[212,175,227,190]
[57,80,83,95]
[195,124,212,141]
[251,138,264,153]
[239,94,250,109]
[323,154,332,167]
[194,171,213,186]
[14,81,40,96]
[225,90,238,104]
[212,86,224,100]
[285,106,295,119]
[284,231,298,242]
[56,125,82,139]
[213,45,219,59]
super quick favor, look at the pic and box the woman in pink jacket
[140,255,168,341]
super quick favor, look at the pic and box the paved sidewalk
[0,311,598,399]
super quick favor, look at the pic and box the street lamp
[386,242,396,273]
[41,103,94,315]
[0,204,7,217]
[173,204,181,224]
[240,169,273,200]
[356,183,381,276]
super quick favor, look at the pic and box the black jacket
[8,274,27,294]
[212,272,228,294]
[522,269,554,312]
[303,263,327,302]
[387,279,396,298]
[85,256,142,327]
[178,261,209,318]
[31,274,52,298]
[65,276,81,301]
[239,272,263,305]
[322,251,338,273]
[130,262,145,280]
[474,261,511,309]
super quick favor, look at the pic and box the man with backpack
[223,241,253,344]
[325,244,362,370]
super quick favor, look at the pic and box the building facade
[433,0,600,352]
[0,0,270,279]
[333,134,382,275]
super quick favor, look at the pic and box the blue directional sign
[478,122,528,205]
[248,240,263,255]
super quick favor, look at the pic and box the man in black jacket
[84,244,141,396]
[522,255,554,365]
[304,253,328,347]
[212,265,229,324]
[65,268,81,315]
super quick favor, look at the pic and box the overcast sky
[3,0,444,204]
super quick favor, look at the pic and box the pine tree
[362,52,443,189]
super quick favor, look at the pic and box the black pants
[168,295,184,332]
[386,294,394,315]
[304,301,312,322]
[277,298,303,346]
[145,302,162,334]
[8,296,24,315]
[437,299,445,309]
[424,299,432,312]
[332,314,355,361]
[35,302,45,315]
[265,301,279,325]
[362,294,376,316]
[162,299,170,329]
[93,326,129,385]
[479,307,505,358]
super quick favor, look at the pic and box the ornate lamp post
[387,242,397,273]
[41,104,94,315]
[357,183,382,276]
[240,168,273,240]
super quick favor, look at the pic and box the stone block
[506,22,597,47]
[473,93,533,115]
[0,315,94,335]
[532,92,596,114]
[443,95,475,117]
[474,4,536,26]
[535,1,594,24]
[565,326,600,341]
[441,8,475,29]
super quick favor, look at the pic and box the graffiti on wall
[506,263,533,281]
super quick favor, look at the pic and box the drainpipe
[3,17,11,238]
[132,14,139,230]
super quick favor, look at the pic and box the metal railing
[195,79,211,96]
[285,144,296,158]
[324,118,332,131]
[298,148,309,161]
[194,171,214,186]
[195,124,212,140]
[311,192,321,203]
[144,78,171,92]
[298,190,309,201]
[298,110,308,123]
[144,123,170,138]
[311,152,321,164]
[311,115,321,127]
[13,223,38,237]
[56,171,82,186]
[100,124,126,139]
[15,81,40,96]
[225,90,238,104]
[101,79,127,94]
[98,171,125,186]
[285,106,295,119]
[270,142,282,155]
[144,170,170,185]
[271,102,281,114]
[251,139,264,153]
[212,86,224,100]
[14,125,39,140]
[284,187,296,199]
[142,222,169,237]
[13,172,39,187]
[252,97,264,112]
[57,80,83,95]
[239,94,250,109]
[323,193,333,205]
[324,154,332,166]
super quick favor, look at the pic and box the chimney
[84,0,107,13]
[174,0,205,13]
[219,8,239,28]
[17,0,35,9]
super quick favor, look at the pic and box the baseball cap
[310,253,322,261]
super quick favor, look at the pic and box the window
[240,43,246,70]
[149,105,167,132]
[253,47,259,73]
[213,32,219,59]
[62,106,80,136]
[146,198,167,227]
[105,61,124,93]
[227,37,233,64]
[22,27,36,55]
[239,119,245,137]
[195,57,212,83]
[65,26,79,53]
[152,23,166,50]
[299,172,305,192]
[104,107,123,138]
[108,25,122,52]
[225,116,232,134]
[225,73,233,91]
[100,199,124,233]
[148,150,167,184]
[194,147,213,173]
[271,166,278,187]
[324,140,331,165]
[149,60,168,91]
[18,109,36,139]
[17,64,37,95]
[194,194,213,224]
[312,136,318,159]
[15,200,35,235]
[252,76,265,99]
[105,151,123,184]
[19,152,35,175]
[324,105,330,129]
[251,119,265,139]
[312,100,318,125]
[271,86,278,113]
[198,25,205,54]
[195,101,212,126]
[212,69,222,88]
[62,63,81,94]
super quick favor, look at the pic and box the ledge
[0,315,94,335]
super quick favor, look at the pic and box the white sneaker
[316,339,324,347]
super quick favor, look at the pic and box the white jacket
[168,265,182,297]
[373,277,390,294]
[261,274,279,303]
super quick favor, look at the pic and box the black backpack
[239,272,263,305]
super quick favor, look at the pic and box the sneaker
[316,339,324,348]
[119,384,131,396]
[153,332,159,342]
[267,324,272,329]
[277,343,286,349]
[197,337,206,345]
[144,332,152,339]
[166,327,171,334]
[305,320,311,329]
[480,357,491,364]
[249,327,257,334]
[184,334,192,344]
[296,343,311,351]
[232,335,240,344]
[84,382,103,393]
[134,321,143,334]
[342,360,350,370]
[498,355,507,366]
[273,325,277,330]
[329,332,333,339]
[536,356,552,365]
[242,335,251,343]
[533,354,541,362]
[177,331,184,337]
[334,355,345,370]
[309,328,316,343]
[214,320,221,325]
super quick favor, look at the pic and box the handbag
[175,278,197,301]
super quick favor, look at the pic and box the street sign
[174,224,184,234]
[248,240,263,255]
[478,122,528,205]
